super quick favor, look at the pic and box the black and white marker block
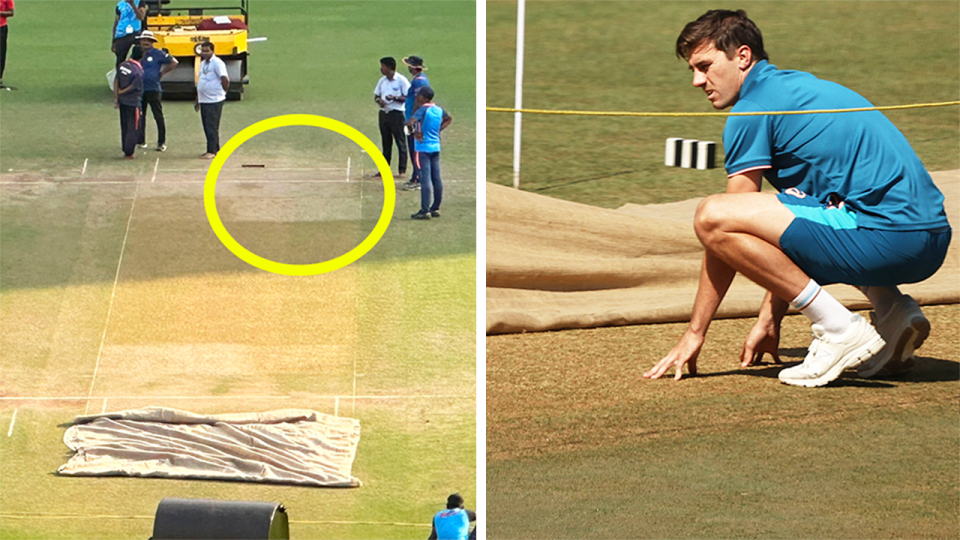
[664,138,716,170]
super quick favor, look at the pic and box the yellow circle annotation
[203,114,395,276]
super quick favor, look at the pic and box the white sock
[790,279,852,336]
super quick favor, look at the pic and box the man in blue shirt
[428,494,476,540]
[112,0,144,69]
[644,10,950,387]
[402,55,430,190]
[406,86,452,220]
[135,30,177,152]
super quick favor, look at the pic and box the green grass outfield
[487,1,959,207]
[0,2,476,539]
[486,2,959,538]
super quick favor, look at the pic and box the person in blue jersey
[401,55,430,190]
[135,30,178,152]
[406,86,453,220]
[428,493,477,540]
[644,10,950,387]
[112,0,145,69]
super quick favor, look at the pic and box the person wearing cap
[401,55,430,190]
[112,0,145,69]
[406,86,452,220]
[135,30,177,152]
[0,0,14,89]
[428,493,476,540]
[194,40,229,159]
[114,46,143,159]
[373,56,409,179]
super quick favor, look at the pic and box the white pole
[512,0,526,189]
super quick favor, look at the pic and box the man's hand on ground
[740,319,782,367]
[643,330,704,381]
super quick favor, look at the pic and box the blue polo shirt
[411,103,448,153]
[114,0,142,39]
[723,60,948,231]
[140,48,173,92]
[405,73,430,120]
[433,508,470,540]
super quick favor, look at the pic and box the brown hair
[676,10,768,63]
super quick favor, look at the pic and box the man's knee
[693,194,728,245]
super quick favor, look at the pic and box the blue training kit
[723,60,951,285]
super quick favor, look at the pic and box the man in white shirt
[372,56,409,178]
[194,40,229,159]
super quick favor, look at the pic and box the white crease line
[6,408,17,437]
[158,167,346,173]
[100,398,108,414]
[80,159,88,177]
[83,181,141,415]
[151,158,159,183]
[0,179,428,186]
[1,394,466,401]
[346,157,351,181]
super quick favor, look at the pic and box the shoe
[430,210,440,218]
[411,210,431,220]
[156,144,167,152]
[401,181,420,191]
[778,314,885,387]
[138,143,149,149]
[857,295,928,378]
[200,153,216,159]
[370,171,382,179]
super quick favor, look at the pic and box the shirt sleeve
[373,78,383,97]
[723,100,775,177]
[399,77,411,97]
[214,58,229,79]
[411,107,426,123]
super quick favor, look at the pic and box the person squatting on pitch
[643,10,951,387]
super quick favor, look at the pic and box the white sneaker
[779,314,885,387]
[857,295,928,378]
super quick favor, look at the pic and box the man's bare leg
[647,192,884,385]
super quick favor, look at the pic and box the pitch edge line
[83,181,140,415]
[6,408,17,437]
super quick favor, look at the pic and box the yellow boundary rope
[487,100,960,118]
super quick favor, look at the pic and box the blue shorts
[777,190,952,286]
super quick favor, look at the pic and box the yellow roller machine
[142,0,250,100]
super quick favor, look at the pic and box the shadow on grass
[697,352,958,385]
[0,185,476,291]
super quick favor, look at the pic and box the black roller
[151,498,289,540]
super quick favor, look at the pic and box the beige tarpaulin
[59,407,362,487]
[487,170,959,334]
